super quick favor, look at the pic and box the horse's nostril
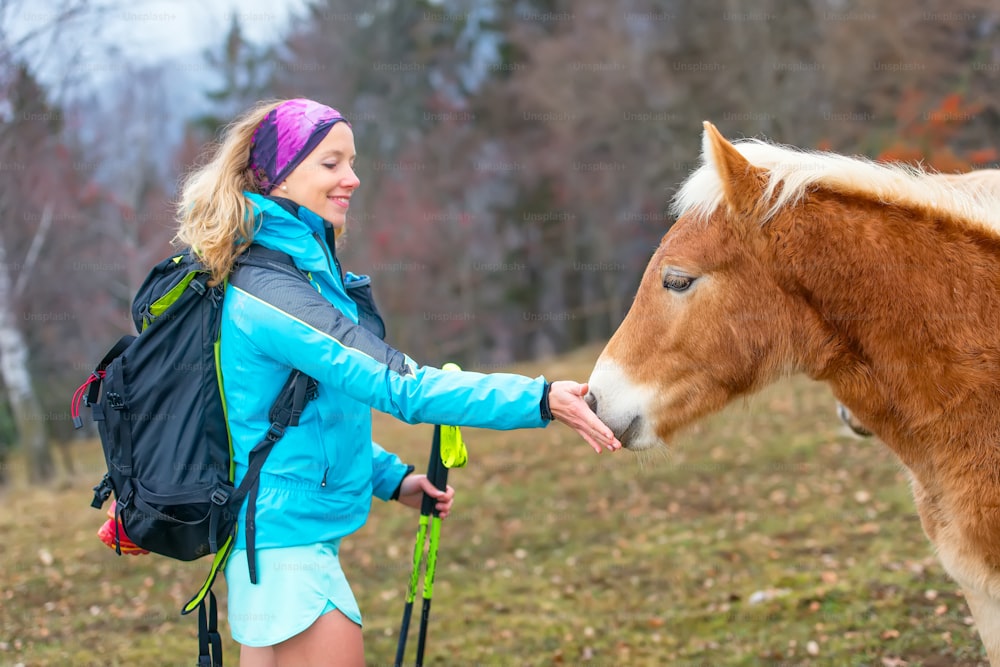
[584,392,597,413]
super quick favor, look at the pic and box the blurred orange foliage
[825,90,995,173]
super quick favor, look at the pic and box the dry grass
[0,344,988,666]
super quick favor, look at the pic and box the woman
[174,98,621,667]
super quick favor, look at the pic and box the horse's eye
[663,273,695,292]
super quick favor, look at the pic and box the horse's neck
[776,197,1000,455]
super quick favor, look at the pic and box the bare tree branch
[13,202,51,298]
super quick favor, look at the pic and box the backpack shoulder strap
[182,371,318,609]
[223,244,323,581]
[232,244,304,279]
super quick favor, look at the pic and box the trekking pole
[395,363,467,667]
[394,427,437,667]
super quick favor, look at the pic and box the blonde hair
[174,99,283,285]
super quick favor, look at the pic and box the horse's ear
[702,121,766,216]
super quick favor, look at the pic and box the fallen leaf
[748,588,791,605]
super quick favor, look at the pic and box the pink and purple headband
[248,99,349,194]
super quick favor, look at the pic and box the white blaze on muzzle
[587,357,660,450]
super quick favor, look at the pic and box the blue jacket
[221,192,550,550]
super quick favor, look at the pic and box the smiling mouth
[329,196,350,209]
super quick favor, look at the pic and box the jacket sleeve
[371,441,411,501]
[226,272,550,431]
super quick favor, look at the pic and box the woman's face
[277,122,359,228]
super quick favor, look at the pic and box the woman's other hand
[396,474,455,518]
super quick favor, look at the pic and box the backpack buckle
[265,423,286,442]
[90,474,113,509]
[305,379,319,402]
[210,488,230,505]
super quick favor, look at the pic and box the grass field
[0,344,989,666]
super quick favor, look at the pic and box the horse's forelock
[670,164,725,222]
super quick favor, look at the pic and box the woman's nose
[344,167,360,189]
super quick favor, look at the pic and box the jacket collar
[243,191,341,280]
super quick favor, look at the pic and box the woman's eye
[323,163,337,170]
[663,273,694,292]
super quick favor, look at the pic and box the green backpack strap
[179,371,317,648]
[182,533,233,667]
[182,532,235,615]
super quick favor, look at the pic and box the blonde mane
[671,137,1000,235]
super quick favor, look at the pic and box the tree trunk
[0,231,53,484]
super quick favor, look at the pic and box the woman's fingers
[418,478,455,518]
[548,380,621,453]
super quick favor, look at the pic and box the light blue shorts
[223,541,362,647]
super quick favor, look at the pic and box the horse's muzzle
[618,415,642,449]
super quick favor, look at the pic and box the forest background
[1,0,998,482]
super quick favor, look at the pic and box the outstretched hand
[548,381,622,454]
[396,473,455,518]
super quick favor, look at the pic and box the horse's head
[587,122,833,450]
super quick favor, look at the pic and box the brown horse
[587,122,1000,662]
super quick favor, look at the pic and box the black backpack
[71,245,318,667]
